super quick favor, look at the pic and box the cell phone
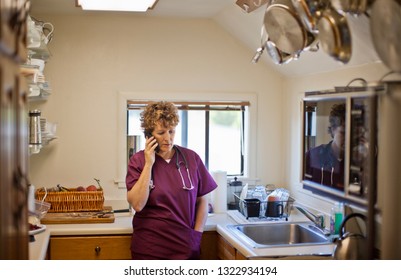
[145,131,160,153]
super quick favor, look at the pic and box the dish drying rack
[233,188,295,221]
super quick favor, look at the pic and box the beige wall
[28,13,283,202]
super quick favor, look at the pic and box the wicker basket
[35,189,104,212]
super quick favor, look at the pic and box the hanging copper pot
[317,6,352,63]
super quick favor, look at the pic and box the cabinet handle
[95,246,101,255]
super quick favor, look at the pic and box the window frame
[115,91,258,189]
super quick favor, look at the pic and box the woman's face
[332,125,345,152]
[151,122,176,153]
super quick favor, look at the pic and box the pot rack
[241,0,401,73]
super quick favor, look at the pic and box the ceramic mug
[265,201,283,217]
[243,198,260,218]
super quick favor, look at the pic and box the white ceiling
[30,0,382,77]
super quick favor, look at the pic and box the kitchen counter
[29,209,335,260]
[29,211,230,260]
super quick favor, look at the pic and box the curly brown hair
[328,103,345,137]
[140,101,180,135]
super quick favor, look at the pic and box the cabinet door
[200,231,217,260]
[217,234,236,260]
[49,235,132,260]
[235,250,247,260]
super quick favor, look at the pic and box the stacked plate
[40,118,57,145]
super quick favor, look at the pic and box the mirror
[301,89,377,207]
[303,99,346,191]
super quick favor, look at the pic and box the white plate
[29,224,46,235]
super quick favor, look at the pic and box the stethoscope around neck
[149,145,194,191]
[174,146,195,190]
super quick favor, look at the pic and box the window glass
[209,110,242,174]
[187,110,206,162]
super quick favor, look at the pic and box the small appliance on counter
[227,177,243,210]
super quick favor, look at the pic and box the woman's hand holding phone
[144,134,157,166]
[145,133,160,154]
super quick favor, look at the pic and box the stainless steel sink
[227,222,332,248]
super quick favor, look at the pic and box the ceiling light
[77,0,158,12]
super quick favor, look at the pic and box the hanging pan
[264,0,316,55]
[265,39,297,65]
[252,25,295,65]
[291,0,329,34]
[317,6,352,63]
[330,0,372,16]
[370,0,401,72]
[262,25,295,64]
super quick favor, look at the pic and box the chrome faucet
[295,205,330,235]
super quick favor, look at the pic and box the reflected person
[304,103,345,190]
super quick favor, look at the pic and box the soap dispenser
[330,202,344,235]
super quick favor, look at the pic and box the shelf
[28,81,51,101]
[29,135,57,155]
[25,15,53,104]
[28,45,51,61]
[26,15,55,156]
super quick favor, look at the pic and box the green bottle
[330,202,344,235]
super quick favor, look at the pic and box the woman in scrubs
[126,101,217,260]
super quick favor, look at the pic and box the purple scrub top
[126,145,217,259]
[304,141,344,190]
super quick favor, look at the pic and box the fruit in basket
[76,186,86,191]
[86,185,98,191]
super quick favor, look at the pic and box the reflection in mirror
[303,100,346,191]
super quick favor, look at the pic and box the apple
[86,185,98,191]
[76,186,86,192]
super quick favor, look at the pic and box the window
[116,91,257,189]
[127,101,249,176]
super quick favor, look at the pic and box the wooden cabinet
[48,230,331,260]
[235,249,247,260]
[217,233,236,260]
[200,231,218,260]
[217,234,247,260]
[48,235,132,260]
[48,231,217,260]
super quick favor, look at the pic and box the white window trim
[115,91,258,189]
